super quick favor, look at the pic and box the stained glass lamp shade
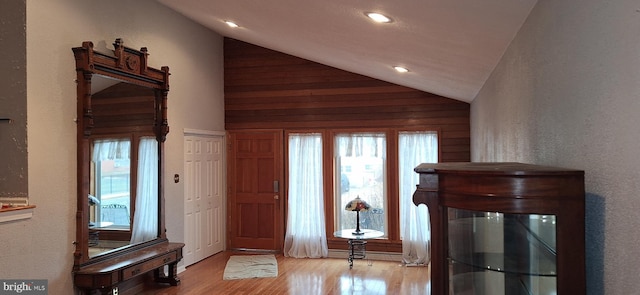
[345,196,371,235]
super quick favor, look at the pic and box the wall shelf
[0,205,36,223]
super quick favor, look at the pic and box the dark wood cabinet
[413,162,585,295]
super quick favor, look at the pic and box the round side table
[333,229,384,269]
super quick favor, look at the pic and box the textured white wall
[472,0,640,293]
[1,0,224,293]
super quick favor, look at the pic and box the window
[90,136,158,243]
[334,133,387,235]
[283,129,438,245]
[96,158,131,227]
[92,138,132,229]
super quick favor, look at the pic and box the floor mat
[223,254,278,280]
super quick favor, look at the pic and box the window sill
[0,205,36,223]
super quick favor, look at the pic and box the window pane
[91,139,131,228]
[97,159,131,227]
[335,133,387,235]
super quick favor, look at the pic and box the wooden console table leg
[154,262,181,286]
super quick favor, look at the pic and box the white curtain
[399,131,438,265]
[130,137,158,244]
[92,139,130,162]
[335,133,385,158]
[284,133,328,258]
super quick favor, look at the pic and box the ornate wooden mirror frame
[72,39,183,294]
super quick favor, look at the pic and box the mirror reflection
[87,76,159,257]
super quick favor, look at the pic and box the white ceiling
[157,0,537,103]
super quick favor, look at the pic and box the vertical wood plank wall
[224,38,470,162]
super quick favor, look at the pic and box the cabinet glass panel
[448,208,557,295]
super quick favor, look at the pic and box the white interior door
[184,131,225,267]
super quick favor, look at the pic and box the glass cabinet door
[448,208,557,295]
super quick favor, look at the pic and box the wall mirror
[73,38,170,267]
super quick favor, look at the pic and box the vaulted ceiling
[157,0,537,103]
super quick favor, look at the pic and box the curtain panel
[284,133,328,258]
[399,131,438,265]
[130,137,158,244]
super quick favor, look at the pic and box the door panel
[228,130,283,250]
[203,136,224,256]
[210,140,224,254]
[184,134,224,266]
[184,150,196,265]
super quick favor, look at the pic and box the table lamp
[345,196,371,235]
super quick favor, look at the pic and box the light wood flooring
[142,251,430,295]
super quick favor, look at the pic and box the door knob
[274,195,279,200]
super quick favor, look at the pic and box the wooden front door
[227,130,284,251]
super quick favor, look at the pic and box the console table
[334,229,384,269]
[74,241,184,294]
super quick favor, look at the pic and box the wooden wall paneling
[224,37,471,252]
[224,38,470,163]
[92,82,156,135]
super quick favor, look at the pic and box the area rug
[223,254,278,280]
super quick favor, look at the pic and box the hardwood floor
[143,251,430,295]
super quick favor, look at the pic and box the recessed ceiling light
[366,12,392,23]
[225,21,239,28]
[393,66,409,73]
